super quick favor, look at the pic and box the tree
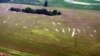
[44,0,48,7]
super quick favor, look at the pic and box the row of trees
[9,7,62,16]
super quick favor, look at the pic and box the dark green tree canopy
[44,0,48,7]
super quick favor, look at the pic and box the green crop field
[75,0,94,2]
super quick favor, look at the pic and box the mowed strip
[0,47,39,56]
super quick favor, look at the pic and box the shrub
[10,7,15,11]
[47,11,54,16]
[57,11,62,15]
[24,7,34,13]
[15,8,21,12]
[22,9,25,12]
[10,7,21,12]
[34,9,41,14]
[53,10,58,15]
[41,9,47,14]
[34,9,48,14]
[9,7,62,16]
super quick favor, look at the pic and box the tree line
[9,7,62,16]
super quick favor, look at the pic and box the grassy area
[0,4,100,56]
[0,47,39,56]
[75,0,95,2]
